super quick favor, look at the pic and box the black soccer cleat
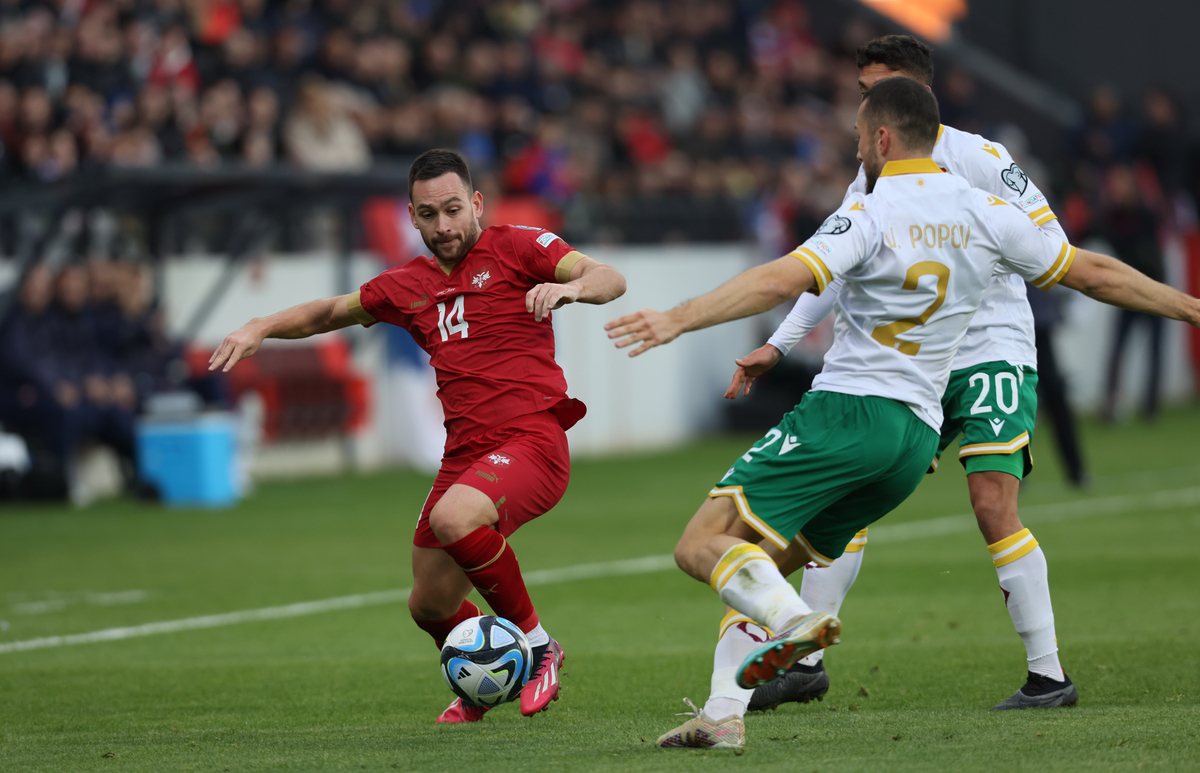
[747,660,830,711]
[991,671,1078,710]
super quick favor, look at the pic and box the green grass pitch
[2,404,1199,772]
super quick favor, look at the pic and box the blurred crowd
[0,0,1196,497]
[1054,85,1197,423]
[0,259,220,497]
[0,0,1196,244]
[0,0,896,246]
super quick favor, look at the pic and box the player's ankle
[525,623,549,648]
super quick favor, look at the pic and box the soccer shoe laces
[676,697,702,718]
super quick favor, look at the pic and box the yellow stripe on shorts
[958,432,1030,458]
[843,528,869,553]
[709,486,790,551]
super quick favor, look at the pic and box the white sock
[710,543,811,633]
[703,611,769,720]
[796,539,865,666]
[525,623,549,648]
[990,530,1062,680]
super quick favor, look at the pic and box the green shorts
[711,391,938,565]
[933,361,1038,479]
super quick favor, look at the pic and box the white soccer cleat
[655,698,745,750]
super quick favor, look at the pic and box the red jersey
[356,225,585,451]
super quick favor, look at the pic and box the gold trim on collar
[878,158,944,177]
[937,124,945,142]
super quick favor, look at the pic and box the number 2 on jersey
[870,261,950,356]
[437,295,469,341]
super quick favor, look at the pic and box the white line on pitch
[0,556,676,655]
[2,486,1197,656]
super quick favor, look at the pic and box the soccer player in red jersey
[208,149,627,723]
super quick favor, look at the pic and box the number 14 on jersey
[437,295,469,341]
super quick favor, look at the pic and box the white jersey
[769,124,1065,371]
[790,158,1075,431]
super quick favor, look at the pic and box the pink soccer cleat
[520,638,564,716]
[435,697,490,723]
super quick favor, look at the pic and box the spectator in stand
[1074,85,1138,171]
[1099,163,1167,422]
[50,262,137,418]
[0,263,134,496]
[0,265,77,492]
[1139,88,1190,200]
[284,75,369,170]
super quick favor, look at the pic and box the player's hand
[209,321,266,373]
[526,282,580,322]
[604,309,683,357]
[724,344,783,399]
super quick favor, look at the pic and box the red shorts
[413,410,572,548]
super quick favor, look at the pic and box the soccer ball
[440,616,532,707]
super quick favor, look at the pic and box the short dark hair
[861,76,940,153]
[408,149,473,199]
[855,35,934,86]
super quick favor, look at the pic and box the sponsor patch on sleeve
[1021,192,1046,209]
[536,231,562,248]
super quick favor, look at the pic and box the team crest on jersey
[1001,163,1028,195]
[487,453,511,467]
[814,214,851,236]
[471,270,492,289]
[536,231,562,248]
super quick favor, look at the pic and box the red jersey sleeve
[357,266,414,330]
[507,226,582,284]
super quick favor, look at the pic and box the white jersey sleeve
[953,136,1067,242]
[788,196,877,296]
[767,277,842,354]
[989,200,1077,290]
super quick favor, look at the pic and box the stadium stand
[0,0,1197,501]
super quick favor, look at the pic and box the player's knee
[407,588,456,622]
[427,503,459,545]
[429,487,496,545]
[673,536,699,577]
[429,500,477,545]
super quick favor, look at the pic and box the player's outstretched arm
[208,294,359,373]
[1059,250,1200,327]
[605,255,816,357]
[525,254,627,321]
[768,276,841,355]
[724,343,783,399]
